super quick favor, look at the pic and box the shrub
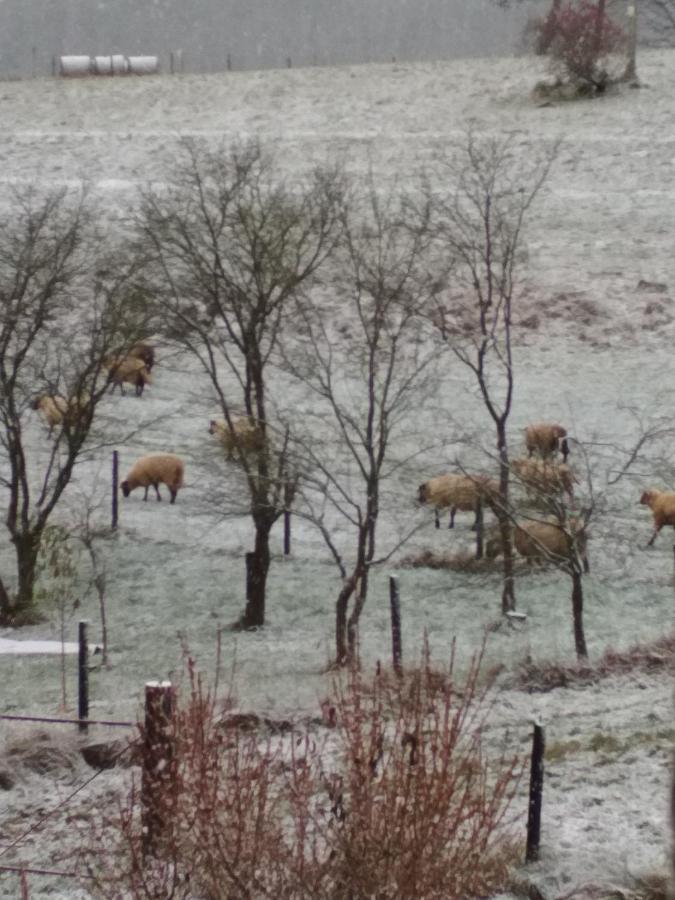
[86,649,522,899]
[531,0,628,92]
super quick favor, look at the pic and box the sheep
[31,393,91,433]
[417,473,500,529]
[105,355,152,396]
[209,417,265,460]
[121,453,185,504]
[486,517,590,572]
[525,422,569,463]
[31,395,68,432]
[511,458,577,501]
[129,342,155,372]
[639,489,675,547]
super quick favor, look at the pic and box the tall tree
[287,182,439,664]
[139,140,342,629]
[0,186,151,624]
[427,133,557,614]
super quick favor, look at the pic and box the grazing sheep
[209,417,265,460]
[640,489,675,547]
[31,395,68,432]
[105,355,152,396]
[525,422,569,462]
[487,517,590,572]
[511,458,577,501]
[129,342,155,372]
[121,453,185,504]
[417,473,500,529]
[32,393,92,433]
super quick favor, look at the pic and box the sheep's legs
[448,507,456,529]
[434,509,440,529]
[646,526,660,547]
[169,489,177,504]
[153,484,162,501]
[143,486,149,501]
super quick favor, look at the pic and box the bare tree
[138,140,342,629]
[0,187,150,625]
[286,182,439,664]
[427,133,557,614]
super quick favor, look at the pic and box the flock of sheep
[31,355,675,557]
[417,423,584,568]
[417,420,675,566]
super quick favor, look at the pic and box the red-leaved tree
[533,0,628,91]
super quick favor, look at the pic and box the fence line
[0,864,93,879]
[0,713,134,728]
[0,736,139,861]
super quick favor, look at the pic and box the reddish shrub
[531,0,628,90]
[86,648,522,899]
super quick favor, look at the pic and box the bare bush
[531,0,628,93]
[87,649,522,899]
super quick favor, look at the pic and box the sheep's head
[640,490,658,507]
[208,419,218,435]
[553,425,567,439]
[417,483,428,504]
[30,396,43,410]
[121,481,131,498]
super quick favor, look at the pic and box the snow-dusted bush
[86,648,522,898]
[531,0,628,94]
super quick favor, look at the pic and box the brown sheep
[31,395,68,432]
[121,453,185,504]
[487,517,590,572]
[417,473,500,529]
[129,342,155,372]
[105,355,152,396]
[511,458,577,501]
[209,417,265,460]
[525,422,569,463]
[32,393,91,433]
[640,489,675,547]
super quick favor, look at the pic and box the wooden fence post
[389,575,403,677]
[526,722,545,863]
[284,510,291,556]
[78,620,89,733]
[141,681,175,858]
[112,450,119,530]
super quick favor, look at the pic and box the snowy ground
[1,50,675,898]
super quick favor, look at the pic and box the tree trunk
[3,530,43,625]
[237,524,271,629]
[335,575,357,665]
[571,570,588,660]
[623,0,638,82]
[347,569,369,662]
[497,432,516,614]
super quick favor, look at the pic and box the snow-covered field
[1,50,675,898]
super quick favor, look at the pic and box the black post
[284,510,291,556]
[78,620,89,733]
[389,575,403,678]
[141,682,175,858]
[475,498,484,560]
[112,450,119,529]
[526,722,545,863]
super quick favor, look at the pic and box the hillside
[1,49,675,898]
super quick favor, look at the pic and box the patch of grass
[511,633,675,692]
[398,548,503,573]
[544,727,675,765]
